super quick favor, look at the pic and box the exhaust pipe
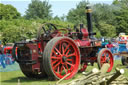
[86,5,93,38]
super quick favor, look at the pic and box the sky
[0,0,114,17]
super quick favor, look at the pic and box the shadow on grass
[1,76,54,83]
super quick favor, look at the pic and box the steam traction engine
[12,6,114,80]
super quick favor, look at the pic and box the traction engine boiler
[12,6,114,80]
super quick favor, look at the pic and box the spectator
[0,44,3,54]
[0,44,6,68]
[0,55,6,68]
[113,40,119,53]
[126,40,128,52]
[105,41,114,53]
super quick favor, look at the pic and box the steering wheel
[37,23,57,40]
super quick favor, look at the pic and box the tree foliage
[112,0,128,34]
[0,3,21,20]
[92,4,116,25]
[1,0,128,44]
[115,7,128,34]
[0,19,73,44]
[67,1,88,25]
[113,0,128,8]
[66,1,117,37]
[25,0,52,19]
[99,22,116,37]
[92,3,117,37]
[0,19,37,44]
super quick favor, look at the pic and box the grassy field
[0,60,128,85]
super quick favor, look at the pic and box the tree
[92,4,118,37]
[25,0,52,19]
[0,3,21,20]
[92,3,117,27]
[115,7,128,34]
[113,0,128,34]
[67,1,88,25]
[53,15,60,20]
[113,0,128,8]
[0,19,38,44]
[99,22,116,37]
[0,18,74,44]
[67,1,117,38]
[60,14,66,21]
[113,0,120,5]
[2,25,21,44]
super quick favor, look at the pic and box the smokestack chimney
[86,5,93,38]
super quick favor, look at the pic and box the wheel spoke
[107,58,110,63]
[53,61,61,70]
[52,60,59,65]
[104,52,107,57]
[101,57,105,63]
[51,56,61,60]
[55,47,62,56]
[64,44,70,53]
[57,66,60,73]
[67,59,72,61]
[63,65,67,74]
[66,49,70,55]
[65,63,69,72]
[60,65,63,75]
[59,43,62,53]
[67,53,75,57]
[104,56,106,62]
[105,53,111,63]
[53,50,59,57]
[62,45,65,55]
[66,62,74,68]
[106,57,109,61]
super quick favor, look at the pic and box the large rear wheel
[43,37,80,80]
[97,48,114,72]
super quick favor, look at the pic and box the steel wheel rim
[100,50,113,72]
[50,38,80,79]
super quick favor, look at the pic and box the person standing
[126,40,128,52]
[105,41,114,53]
[113,40,119,53]
[0,44,3,54]
[0,44,6,68]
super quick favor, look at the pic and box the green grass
[0,60,128,85]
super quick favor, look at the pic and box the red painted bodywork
[27,44,41,72]
[74,39,91,47]
[81,28,89,38]
[15,28,100,75]
[13,6,114,79]
[74,28,91,47]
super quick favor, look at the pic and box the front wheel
[97,48,114,72]
[43,37,80,80]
